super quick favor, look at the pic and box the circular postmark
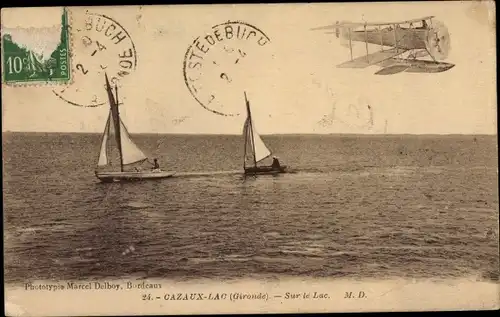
[183,21,271,117]
[52,11,137,107]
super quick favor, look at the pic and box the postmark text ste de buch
[183,21,271,116]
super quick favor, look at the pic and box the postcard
[2,2,498,316]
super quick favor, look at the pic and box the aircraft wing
[310,24,340,31]
[368,16,435,26]
[337,48,406,68]
[312,16,435,30]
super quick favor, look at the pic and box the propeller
[336,21,356,48]
[425,20,451,60]
[339,27,355,48]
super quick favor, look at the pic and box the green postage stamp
[1,7,71,84]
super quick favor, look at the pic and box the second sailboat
[242,92,288,175]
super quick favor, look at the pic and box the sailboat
[94,74,176,182]
[242,92,287,175]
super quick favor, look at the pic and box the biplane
[311,16,454,75]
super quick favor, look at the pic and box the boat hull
[244,165,288,175]
[95,170,176,182]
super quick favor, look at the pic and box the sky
[1,2,497,135]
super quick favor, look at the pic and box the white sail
[243,118,251,163]
[98,74,150,170]
[119,118,148,165]
[97,115,111,166]
[244,117,271,164]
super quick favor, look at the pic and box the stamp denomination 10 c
[2,8,71,84]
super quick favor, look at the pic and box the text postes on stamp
[183,21,271,117]
[52,10,137,108]
[2,8,71,84]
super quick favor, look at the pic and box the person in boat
[417,20,428,29]
[271,156,281,170]
[152,158,160,170]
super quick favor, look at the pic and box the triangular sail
[243,92,272,166]
[98,73,149,169]
[119,118,148,165]
[105,75,123,163]
[97,114,111,167]
[247,117,271,163]
[243,117,252,166]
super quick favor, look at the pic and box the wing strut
[378,27,384,51]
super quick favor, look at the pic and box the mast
[244,92,257,169]
[243,121,247,170]
[105,73,124,172]
[114,83,124,172]
[243,92,248,170]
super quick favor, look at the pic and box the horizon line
[1,131,497,137]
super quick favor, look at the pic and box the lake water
[2,133,499,284]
